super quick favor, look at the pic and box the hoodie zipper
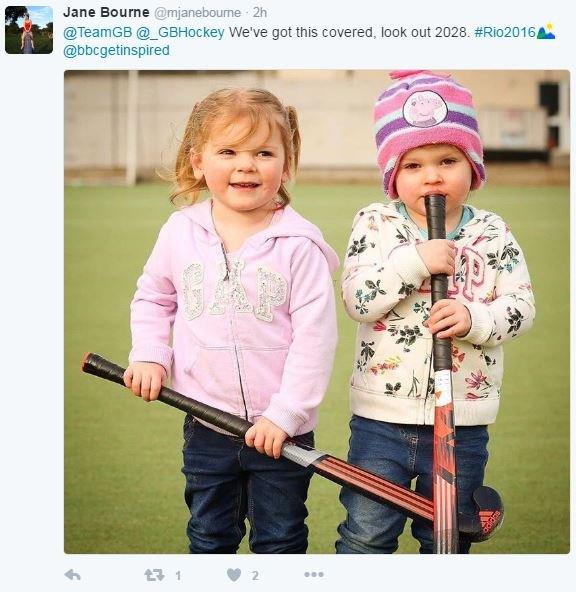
[220,242,249,421]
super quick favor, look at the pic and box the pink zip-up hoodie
[129,199,339,436]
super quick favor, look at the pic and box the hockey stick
[425,194,459,553]
[81,352,503,542]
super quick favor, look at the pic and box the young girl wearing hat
[336,71,535,554]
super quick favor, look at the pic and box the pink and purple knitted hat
[374,70,486,198]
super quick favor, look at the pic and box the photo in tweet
[64,69,568,555]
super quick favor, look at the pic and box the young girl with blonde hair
[124,88,339,553]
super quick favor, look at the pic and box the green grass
[65,183,569,554]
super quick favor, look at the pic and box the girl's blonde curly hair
[170,88,301,207]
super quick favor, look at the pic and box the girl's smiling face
[191,116,288,217]
[394,143,473,230]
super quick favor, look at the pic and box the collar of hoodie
[178,198,340,274]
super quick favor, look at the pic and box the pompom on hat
[374,70,486,198]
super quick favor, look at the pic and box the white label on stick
[434,370,453,406]
[281,443,325,467]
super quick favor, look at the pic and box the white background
[0,1,572,590]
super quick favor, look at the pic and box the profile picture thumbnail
[4,6,53,54]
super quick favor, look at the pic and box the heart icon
[227,568,241,582]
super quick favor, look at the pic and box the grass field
[65,182,569,554]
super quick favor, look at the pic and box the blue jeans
[336,416,489,554]
[181,415,314,553]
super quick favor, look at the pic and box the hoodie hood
[179,198,339,275]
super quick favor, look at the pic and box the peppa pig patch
[403,91,448,128]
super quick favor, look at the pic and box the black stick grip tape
[81,353,253,437]
[425,196,452,372]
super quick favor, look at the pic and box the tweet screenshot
[2,0,572,589]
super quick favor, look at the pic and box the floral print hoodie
[342,202,535,426]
